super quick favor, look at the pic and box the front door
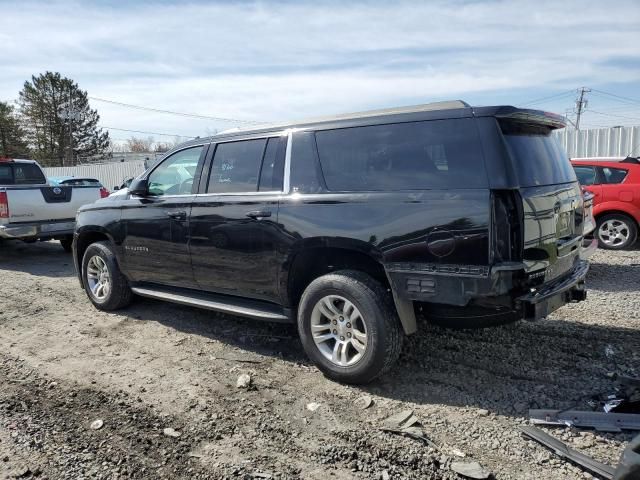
[120,144,207,288]
[189,134,286,302]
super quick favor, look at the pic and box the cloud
[1,0,639,138]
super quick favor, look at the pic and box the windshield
[500,121,576,187]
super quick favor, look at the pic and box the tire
[59,236,73,253]
[81,241,133,310]
[596,213,638,250]
[297,270,403,384]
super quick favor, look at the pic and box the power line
[590,89,640,106]
[586,110,640,122]
[99,125,195,138]
[520,90,576,106]
[88,96,267,125]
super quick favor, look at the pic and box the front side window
[314,118,487,191]
[147,146,203,196]
[602,167,628,184]
[573,166,597,186]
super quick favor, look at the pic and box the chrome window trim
[283,130,293,194]
[193,191,283,198]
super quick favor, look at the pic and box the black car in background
[72,101,596,383]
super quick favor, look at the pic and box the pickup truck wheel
[82,241,133,310]
[596,214,638,250]
[297,270,403,384]
[59,236,73,253]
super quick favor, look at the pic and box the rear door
[500,121,585,282]
[189,134,286,302]
[599,165,632,202]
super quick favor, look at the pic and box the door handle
[166,211,187,221]
[246,210,272,219]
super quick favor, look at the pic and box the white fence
[43,160,146,190]
[554,126,640,158]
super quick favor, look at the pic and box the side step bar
[131,285,291,322]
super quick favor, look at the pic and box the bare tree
[126,136,154,152]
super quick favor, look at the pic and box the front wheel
[297,270,403,384]
[81,241,133,310]
[596,214,638,250]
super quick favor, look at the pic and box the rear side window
[208,137,285,193]
[573,166,597,186]
[602,167,628,184]
[500,121,576,187]
[314,118,487,191]
[0,163,46,185]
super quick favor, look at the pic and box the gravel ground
[0,240,638,479]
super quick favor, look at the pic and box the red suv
[571,157,640,249]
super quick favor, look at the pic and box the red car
[571,156,640,249]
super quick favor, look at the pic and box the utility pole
[574,87,590,131]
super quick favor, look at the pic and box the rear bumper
[517,260,589,321]
[0,220,75,240]
[581,235,598,259]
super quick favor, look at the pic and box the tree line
[0,71,178,166]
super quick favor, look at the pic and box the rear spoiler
[491,107,567,130]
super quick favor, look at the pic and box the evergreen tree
[18,72,110,166]
[0,101,30,158]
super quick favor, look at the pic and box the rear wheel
[59,236,73,253]
[297,270,403,384]
[596,214,638,250]
[81,241,133,310]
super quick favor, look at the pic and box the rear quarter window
[602,167,628,184]
[314,118,488,191]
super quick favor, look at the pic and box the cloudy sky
[2,0,640,144]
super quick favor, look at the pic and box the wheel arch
[74,227,118,284]
[281,238,417,335]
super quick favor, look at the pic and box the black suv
[73,101,596,384]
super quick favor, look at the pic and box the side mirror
[128,178,148,196]
[113,186,120,191]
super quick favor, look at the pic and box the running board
[131,285,291,322]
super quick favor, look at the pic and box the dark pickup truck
[73,100,596,384]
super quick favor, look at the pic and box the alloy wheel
[599,219,630,248]
[86,255,111,301]
[310,295,368,367]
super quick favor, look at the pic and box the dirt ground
[0,240,638,480]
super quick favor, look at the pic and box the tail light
[0,191,9,218]
[492,190,523,262]
[99,187,109,198]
